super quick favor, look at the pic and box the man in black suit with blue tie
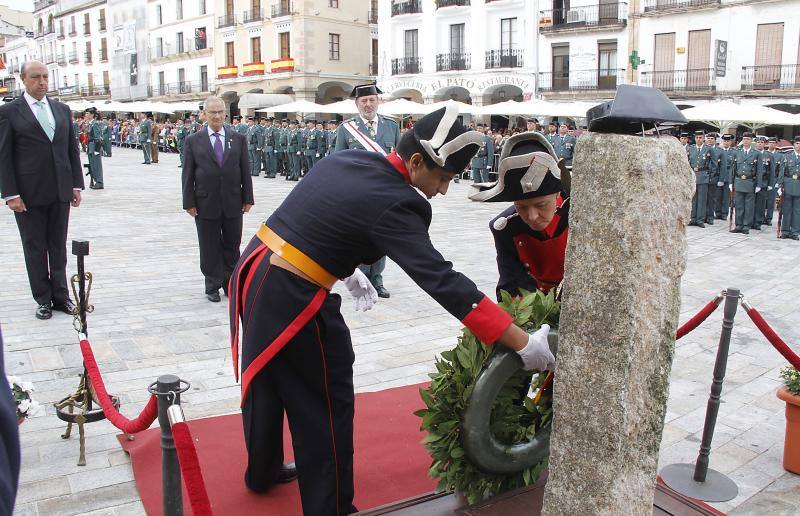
[0,61,84,320]
[182,96,254,302]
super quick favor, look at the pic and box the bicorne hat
[408,103,485,175]
[469,132,566,203]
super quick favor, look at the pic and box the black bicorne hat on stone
[469,132,565,203]
[350,83,382,98]
[410,104,485,175]
[586,84,687,134]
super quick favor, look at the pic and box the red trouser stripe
[230,243,268,381]
[315,319,341,515]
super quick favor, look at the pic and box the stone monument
[541,133,694,515]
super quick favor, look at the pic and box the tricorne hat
[469,132,566,203]
[408,103,485,175]
[350,83,382,98]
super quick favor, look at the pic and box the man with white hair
[182,96,254,302]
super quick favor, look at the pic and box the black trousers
[236,243,356,516]
[194,215,242,294]
[14,202,71,306]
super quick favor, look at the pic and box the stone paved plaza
[2,146,799,515]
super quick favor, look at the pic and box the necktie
[367,120,376,138]
[213,132,224,166]
[35,101,54,141]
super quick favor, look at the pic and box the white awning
[238,93,295,109]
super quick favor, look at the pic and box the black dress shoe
[277,462,297,483]
[765,221,772,226]
[35,304,52,320]
[730,228,743,233]
[752,226,762,231]
[792,235,799,240]
[52,299,77,315]
[207,291,221,302]
[779,234,792,239]
[742,229,750,235]
[705,219,714,225]
[375,286,390,299]
[90,184,104,189]
[697,223,705,228]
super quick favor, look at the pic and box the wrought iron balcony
[486,49,523,69]
[100,51,108,62]
[44,53,56,64]
[83,23,90,35]
[639,68,714,91]
[392,57,422,75]
[538,68,626,92]
[368,9,378,24]
[272,2,292,17]
[217,14,238,28]
[540,2,626,32]
[741,65,800,91]
[99,19,106,32]
[57,31,65,39]
[370,62,379,75]
[35,28,54,38]
[68,51,79,63]
[391,0,422,16]
[80,85,111,97]
[436,52,470,71]
[437,0,470,7]
[244,8,264,23]
[643,0,718,11]
[84,52,93,64]
[69,28,77,36]
[57,54,67,65]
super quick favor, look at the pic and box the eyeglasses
[206,110,225,116]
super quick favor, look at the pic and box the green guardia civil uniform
[766,150,783,224]
[731,147,762,232]
[261,124,277,178]
[176,123,189,167]
[470,133,494,183]
[779,149,800,239]
[247,124,261,176]
[86,119,104,187]
[326,128,336,156]
[276,126,289,176]
[298,127,309,175]
[753,149,774,229]
[553,133,577,168]
[714,146,735,220]
[102,123,112,156]
[333,115,400,154]
[302,127,324,173]
[687,143,716,225]
[236,122,249,135]
[286,128,302,181]
[316,127,328,163]
[139,119,152,164]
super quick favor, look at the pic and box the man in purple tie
[182,96,254,302]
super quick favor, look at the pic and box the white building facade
[536,0,629,99]
[52,0,111,99]
[377,0,537,110]
[0,36,38,96]
[631,0,800,98]
[32,0,59,92]
[148,0,215,103]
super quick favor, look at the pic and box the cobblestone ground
[2,147,798,515]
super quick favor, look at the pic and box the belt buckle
[741,175,747,179]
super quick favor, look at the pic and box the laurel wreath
[415,289,560,504]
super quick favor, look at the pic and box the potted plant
[777,366,800,474]
[8,376,40,425]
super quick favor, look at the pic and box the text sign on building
[715,40,727,78]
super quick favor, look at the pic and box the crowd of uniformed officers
[681,130,800,239]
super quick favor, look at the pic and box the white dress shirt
[207,125,226,151]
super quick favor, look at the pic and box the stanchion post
[157,374,183,516]
[660,288,739,502]
[693,287,738,482]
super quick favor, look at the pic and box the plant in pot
[8,376,41,425]
[777,366,800,474]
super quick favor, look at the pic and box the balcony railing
[57,54,67,65]
[272,2,292,17]
[244,8,264,23]
[486,49,523,69]
[368,9,378,23]
[437,0,470,7]
[538,68,626,92]
[217,14,238,28]
[100,51,108,62]
[643,0,718,11]
[68,51,79,63]
[639,68,714,91]
[69,28,77,36]
[153,38,209,59]
[540,3,626,32]
[35,28,54,38]
[741,64,800,91]
[57,31,65,39]
[44,53,55,64]
[392,57,422,75]
[80,85,111,97]
[370,62,379,75]
[436,52,470,71]
[84,52,93,64]
[391,0,422,16]
[150,81,210,96]
[33,0,56,10]
[83,23,90,35]
[99,19,106,32]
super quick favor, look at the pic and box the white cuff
[4,195,21,201]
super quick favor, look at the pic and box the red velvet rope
[172,422,214,516]
[675,298,722,340]
[744,307,800,370]
[79,338,159,434]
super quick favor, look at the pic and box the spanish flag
[270,58,294,73]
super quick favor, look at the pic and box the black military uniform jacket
[266,150,512,344]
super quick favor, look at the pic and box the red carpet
[118,383,436,515]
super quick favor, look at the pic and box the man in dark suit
[0,61,83,320]
[182,96,254,302]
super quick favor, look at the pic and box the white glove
[516,324,556,371]
[274,150,278,154]
[486,165,492,169]
[767,186,773,191]
[316,153,320,157]
[94,152,100,155]
[729,184,733,192]
[296,151,301,155]
[717,181,724,187]
[755,186,762,193]
[342,269,378,312]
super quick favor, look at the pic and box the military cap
[768,136,777,142]
[694,130,705,136]
[409,104,484,175]
[350,83,382,98]
[705,132,718,138]
[794,136,800,143]
[679,132,689,138]
[742,132,755,138]
[83,107,97,114]
[306,119,316,124]
[722,134,734,141]
[470,132,564,203]
[755,135,768,142]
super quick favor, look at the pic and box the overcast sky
[1,0,33,12]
